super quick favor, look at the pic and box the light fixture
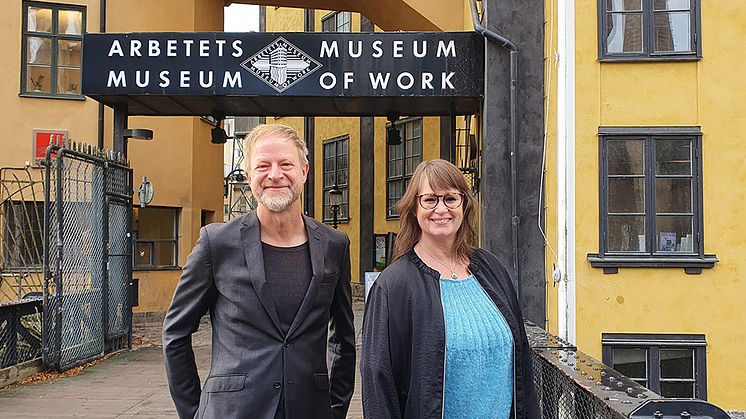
[329,186,343,229]
[386,113,401,145]
[123,129,153,140]
[210,113,228,144]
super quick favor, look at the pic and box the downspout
[557,0,576,344]
[97,0,106,149]
[469,0,521,299]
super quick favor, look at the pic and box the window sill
[133,266,182,272]
[587,253,718,274]
[19,92,85,101]
[598,54,701,63]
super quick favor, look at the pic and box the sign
[33,129,67,165]
[82,32,485,116]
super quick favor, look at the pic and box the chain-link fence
[526,322,730,419]
[43,144,132,371]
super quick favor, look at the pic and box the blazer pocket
[203,375,246,393]
[313,372,329,390]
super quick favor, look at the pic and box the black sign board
[82,32,484,117]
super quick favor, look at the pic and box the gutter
[469,0,521,299]
[97,0,106,149]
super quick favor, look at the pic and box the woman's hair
[391,159,477,263]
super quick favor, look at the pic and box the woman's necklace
[417,244,460,280]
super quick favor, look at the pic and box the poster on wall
[32,129,67,166]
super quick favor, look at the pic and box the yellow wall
[544,0,746,408]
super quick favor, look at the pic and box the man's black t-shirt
[261,241,313,334]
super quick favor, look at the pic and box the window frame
[386,117,423,219]
[588,127,717,273]
[321,134,350,224]
[20,1,87,99]
[321,11,352,33]
[597,0,702,62]
[132,206,179,270]
[602,333,707,400]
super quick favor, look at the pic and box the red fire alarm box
[32,129,67,166]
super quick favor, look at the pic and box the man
[163,124,355,419]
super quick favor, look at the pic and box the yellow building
[544,0,746,410]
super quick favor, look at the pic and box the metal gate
[42,143,132,371]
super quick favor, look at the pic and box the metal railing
[526,322,730,419]
[0,298,43,369]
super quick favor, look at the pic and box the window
[602,334,707,399]
[2,201,44,270]
[132,207,178,269]
[321,11,351,33]
[598,0,700,60]
[322,135,349,223]
[387,118,423,218]
[588,127,716,273]
[22,2,85,97]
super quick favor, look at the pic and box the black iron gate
[42,143,132,371]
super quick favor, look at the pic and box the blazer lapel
[240,212,282,335]
[286,216,326,338]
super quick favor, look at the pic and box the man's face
[248,135,308,213]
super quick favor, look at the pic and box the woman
[361,159,538,419]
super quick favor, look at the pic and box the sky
[224,3,260,32]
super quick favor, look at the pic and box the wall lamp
[386,113,401,146]
[210,114,228,144]
[123,129,153,140]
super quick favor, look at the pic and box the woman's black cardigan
[361,249,539,419]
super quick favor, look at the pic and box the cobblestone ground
[0,300,365,418]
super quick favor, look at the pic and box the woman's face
[415,178,464,244]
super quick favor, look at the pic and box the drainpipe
[97,0,106,149]
[469,0,521,299]
[557,0,576,344]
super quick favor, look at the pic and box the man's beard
[256,184,301,212]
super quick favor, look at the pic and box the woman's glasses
[416,193,464,210]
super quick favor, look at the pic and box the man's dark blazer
[163,212,356,419]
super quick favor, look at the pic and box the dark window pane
[607,0,642,11]
[607,215,646,252]
[656,215,693,252]
[655,178,692,213]
[660,381,695,398]
[612,348,647,380]
[654,12,691,52]
[608,140,644,175]
[607,13,643,53]
[656,139,692,175]
[135,242,153,266]
[156,241,176,266]
[654,0,690,11]
[660,349,694,379]
[608,178,645,212]
[133,207,176,240]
